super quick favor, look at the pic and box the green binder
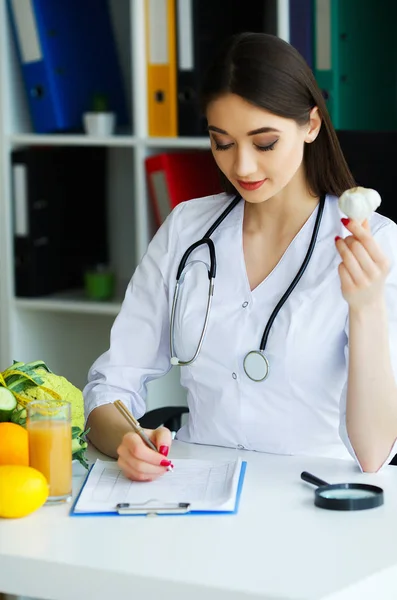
[313,0,397,130]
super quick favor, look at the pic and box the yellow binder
[145,0,177,137]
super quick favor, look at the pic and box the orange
[0,465,48,518]
[0,422,29,466]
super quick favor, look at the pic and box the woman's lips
[237,179,267,191]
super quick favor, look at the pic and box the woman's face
[206,93,318,203]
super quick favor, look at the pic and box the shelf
[145,137,211,148]
[14,290,123,317]
[8,134,212,149]
[8,133,138,147]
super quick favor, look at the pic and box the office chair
[139,405,189,434]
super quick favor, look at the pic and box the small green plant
[91,93,109,112]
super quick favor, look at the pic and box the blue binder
[289,0,314,68]
[7,0,128,133]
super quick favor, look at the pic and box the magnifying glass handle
[301,471,329,488]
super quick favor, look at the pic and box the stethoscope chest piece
[243,350,270,382]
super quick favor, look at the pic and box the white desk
[1,441,397,600]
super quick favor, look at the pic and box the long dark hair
[200,32,355,197]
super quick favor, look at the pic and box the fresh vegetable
[338,186,381,222]
[0,422,29,466]
[0,465,48,518]
[0,361,89,468]
[0,387,17,422]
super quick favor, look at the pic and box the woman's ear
[305,106,322,143]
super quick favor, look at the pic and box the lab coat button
[232,372,237,380]
[242,301,249,308]
[237,444,245,449]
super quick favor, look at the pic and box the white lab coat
[83,193,397,467]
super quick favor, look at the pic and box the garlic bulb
[338,186,381,222]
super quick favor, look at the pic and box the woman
[83,32,397,479]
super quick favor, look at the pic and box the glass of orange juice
[27,399,72,504]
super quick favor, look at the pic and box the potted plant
[83,92,116,136]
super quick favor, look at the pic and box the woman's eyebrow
[207,125,281,136]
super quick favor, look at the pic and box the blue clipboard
[70,460,247,517]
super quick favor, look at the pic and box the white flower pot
[83,112,116,136]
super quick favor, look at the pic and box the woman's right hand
[117,426,173,481]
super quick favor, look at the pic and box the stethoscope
[170,193,326,382]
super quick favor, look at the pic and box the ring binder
[116,501,191,515]
[7,0,128,133]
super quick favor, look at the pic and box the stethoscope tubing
[170,196,241,365]
[202,194,242,238]
[170,276,215,366]
[176,237,217,280]
[170,193,325,372]
[259,194,325,351]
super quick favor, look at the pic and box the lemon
[0,465,49,518]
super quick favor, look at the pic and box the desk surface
[1,442,397,600]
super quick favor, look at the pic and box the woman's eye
[256,140,278,152]
[212,139,278,152]
[214,142,233,151]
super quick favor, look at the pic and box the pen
[113,399,173,471]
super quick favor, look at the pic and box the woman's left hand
[335,217,390,310]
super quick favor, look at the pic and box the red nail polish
[341,218,350,227]
[335,236,341,242]
[159,445,169,457]
[160,459,171,467]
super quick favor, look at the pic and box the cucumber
[0,388,17,422]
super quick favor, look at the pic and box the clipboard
[70,458,247,517]
[115,501,191,515]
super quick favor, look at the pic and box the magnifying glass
[301,471,384,511]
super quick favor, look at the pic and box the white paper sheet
[72,458,243,514]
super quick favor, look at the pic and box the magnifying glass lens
[301,471,384,511]
[319,488,378,500]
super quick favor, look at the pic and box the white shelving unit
[0,0,289,411]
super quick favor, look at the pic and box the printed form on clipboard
[70,458,247,516]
